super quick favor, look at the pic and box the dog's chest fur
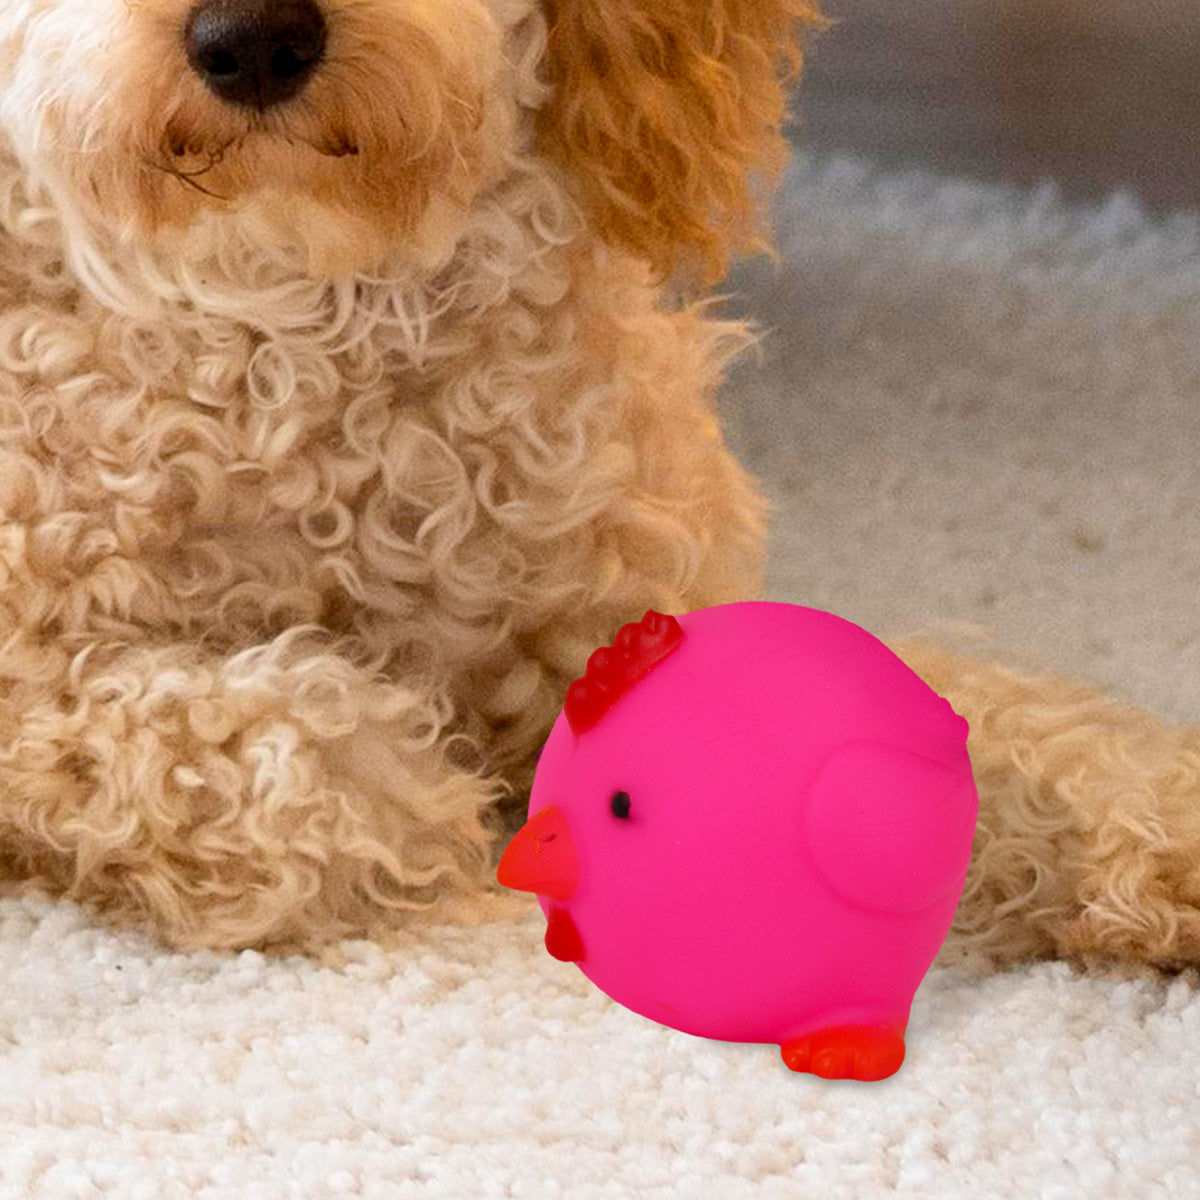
[0,142,628,665]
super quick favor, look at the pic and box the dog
[0,0,1196,967]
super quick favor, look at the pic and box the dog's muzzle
[185,0,327,112]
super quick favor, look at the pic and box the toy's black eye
[610,790,631,819]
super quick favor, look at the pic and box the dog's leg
[433,282,775,821]
[571,283,772,615]
[896,640,1200,970]
[0,630,509,950]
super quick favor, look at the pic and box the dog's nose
[185,0,327,111]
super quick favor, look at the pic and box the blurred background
[715,0,1200,723]
[792,0,1200,211]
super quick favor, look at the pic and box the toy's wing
[803,741,978,913]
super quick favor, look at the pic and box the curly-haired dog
[0,0,1196,964]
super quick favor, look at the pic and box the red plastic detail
[780,1026,907,1081]
[496,806,579,902]
[544,907,585,963]
[564,610,684,735]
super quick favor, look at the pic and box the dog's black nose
[185,0,327,111]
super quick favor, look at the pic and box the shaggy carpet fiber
[3,155,1200,1198]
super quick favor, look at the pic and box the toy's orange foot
[780,1026,906,1081]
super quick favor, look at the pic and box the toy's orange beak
[497,805,579,902]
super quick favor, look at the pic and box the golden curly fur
[537,0,824,283]
[0,0,1195,967]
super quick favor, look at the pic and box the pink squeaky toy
[498,602,978,1081]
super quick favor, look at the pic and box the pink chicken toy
[498,602,978,1081]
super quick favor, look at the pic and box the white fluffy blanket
[3,155,1199,1198]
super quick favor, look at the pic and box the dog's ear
[536,0,825,284]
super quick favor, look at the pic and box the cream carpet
[3,155,1199,1198]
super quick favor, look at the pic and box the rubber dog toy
[498,601,978,1080]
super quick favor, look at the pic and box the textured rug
[3,155,1200,1198]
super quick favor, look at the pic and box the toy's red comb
[564,610,684,736]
